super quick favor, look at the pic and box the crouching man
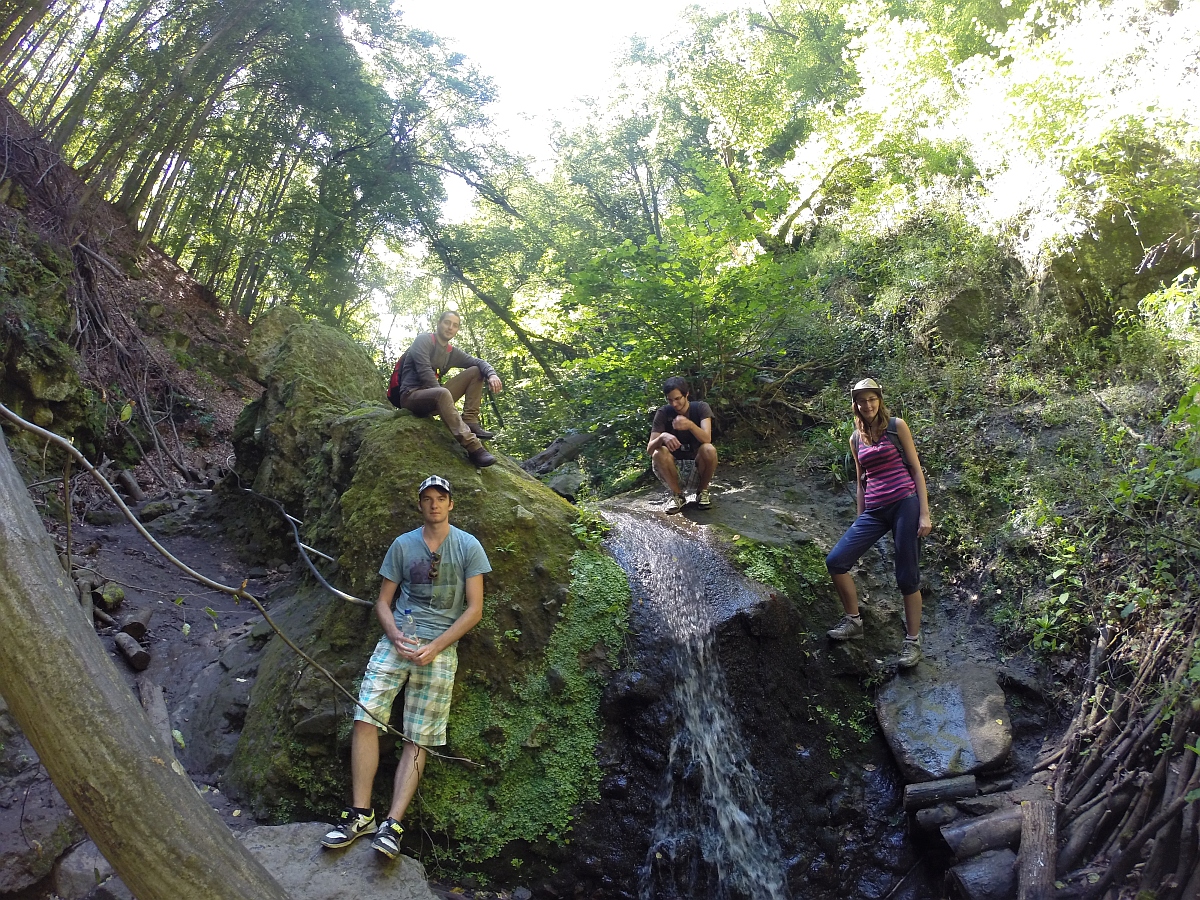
[321,474,489,858]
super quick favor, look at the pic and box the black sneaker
[371,817,404,858]
[321,807,375,848]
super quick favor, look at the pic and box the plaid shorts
[353,638,458,746]
[655,457,701,493]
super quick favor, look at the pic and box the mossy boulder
[245,304,305,383]
[1051,131,1200,330]
[0,222,99,460]
[225,323,629,874]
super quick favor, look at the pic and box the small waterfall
[607,512,790,900]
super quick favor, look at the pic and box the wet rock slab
[876,663,1011,782]
[239,823,436,900]
[86,823,436,900]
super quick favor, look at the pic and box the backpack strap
[885,417,917,480]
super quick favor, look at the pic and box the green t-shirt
[378,525,491,641]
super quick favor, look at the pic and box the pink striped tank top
[857,435,916,509]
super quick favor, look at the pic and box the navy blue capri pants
[825,493,922,595]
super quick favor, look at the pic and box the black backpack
[851,417,916,489]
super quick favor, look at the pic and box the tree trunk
[0,432,290,900]
[948,849,1018,900]
[0,0,51,72]
[1017,799,1056,900]
[942,807,1025,860]
[522,431,602,475]
[903,774,978,812]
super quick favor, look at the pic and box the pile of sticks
[1042,608,1200,899]
[907,607,1200,900]
[903,606,1198,899]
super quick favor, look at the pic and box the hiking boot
[898,635,922,669]
[827,615,864,641]
[697,489,712,509]
[371,817,404,859]
[321,807,375,848]
[468,446,496,467]
[467,422,495,441]
[665,494,687,515]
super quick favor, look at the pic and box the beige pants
[400,366,484,451]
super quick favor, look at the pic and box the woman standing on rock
[825,378,931,669]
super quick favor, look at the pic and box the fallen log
[915,803,961,832]
[904,774,977,812]
[137,677,173,753]
[521,431,600,475]
[948,848,1017,900]
[942,806,1023,860]
[77,578,93,625]
[114,632,150,671]
[93,607,116,628]
[116,469,146,503]
[1017,799,1056,900]
[119,607,153,641]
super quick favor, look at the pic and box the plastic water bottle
[400,609,419,646]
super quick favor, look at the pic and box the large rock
[239,823,435,900]
[245,304,305,383]
[54,840,115,900]
[220,322,630,873]
[1050,133,1199,329]
[92,823,439,900]
[0,700,87,893]
[876,664,1012,782]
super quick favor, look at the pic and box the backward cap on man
[418,475,452,497]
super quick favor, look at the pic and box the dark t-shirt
[651,400,714,460]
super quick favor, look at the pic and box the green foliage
[729,535,832,608]
[569,505,612,551]
[415,550,630,870]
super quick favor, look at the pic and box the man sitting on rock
[395,310,501,468]
[647,375,717,514]
[321,474,489,859]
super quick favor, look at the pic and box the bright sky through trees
[397,0,744,162]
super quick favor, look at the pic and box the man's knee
[352,718,380,741]
[651,447,676,472]
[697,443,717,465]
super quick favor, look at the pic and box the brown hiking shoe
[466,422,495,441]
[468,446,496,467]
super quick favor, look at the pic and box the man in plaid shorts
[647,375,717,515]
[321,474,489,858]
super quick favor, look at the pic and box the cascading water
[607,511,790,900]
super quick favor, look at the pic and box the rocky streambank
[0,314,1064,900]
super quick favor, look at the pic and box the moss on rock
[0,223,102,462]
[226,323,631,875]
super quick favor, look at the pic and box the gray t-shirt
[378,525,491,641]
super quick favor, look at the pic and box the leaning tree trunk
[0,433,290,900]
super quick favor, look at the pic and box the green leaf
[171,729,186,749]
[1048,568,1067,581]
